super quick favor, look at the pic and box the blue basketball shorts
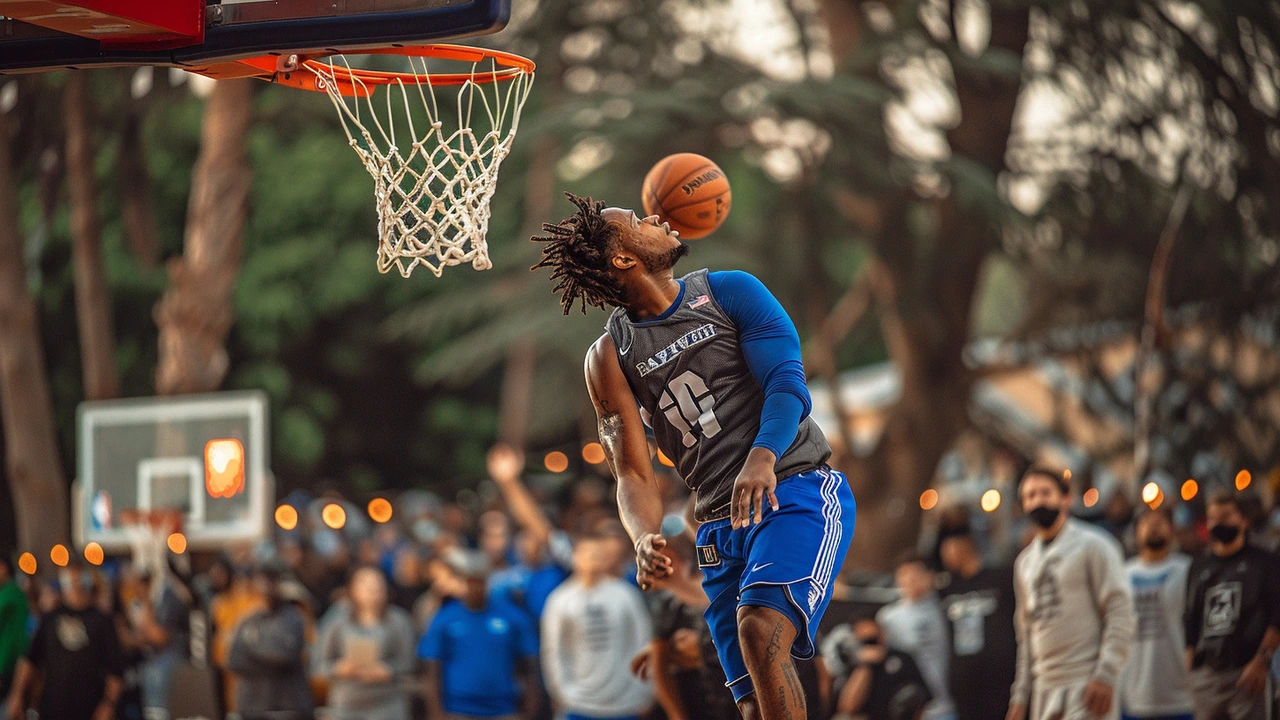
[694,465,856,702]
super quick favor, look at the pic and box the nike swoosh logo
[751,562,773,572]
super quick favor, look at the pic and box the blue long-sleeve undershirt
[707,270,812,459]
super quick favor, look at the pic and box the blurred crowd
[1,449,1279,720]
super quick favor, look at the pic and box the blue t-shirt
[418,598,539,716]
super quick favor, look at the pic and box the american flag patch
[690,295,710,309]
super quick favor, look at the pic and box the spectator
[541,532,653,720]
[1007,467,1134,720]
[487,445,571,620]
[227,561,313,720]
[828,617,932,720]
[419,548,539,720]
[0,553,27,703]
[938,524,1017,720]
[877,556,954,720]
[134,564,193,720]
[1118,507,1193,720]
[6,562,125,720]
[631,535,735,720]
[315,566,416,720]
[1184,489,1280,720]
[210,563,265,714]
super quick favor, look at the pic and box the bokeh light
[18,553,36,575]
[657,450,675,467]
[368,498,393,523]
[1063,469,1072,482]
[167,533,187,554]
[582,443,606,465]
[1141,482,1160,504]
[1150,489,1165,509]
[1181,479,1198,501]
[275,504,299,530]
[544,451,569,473]
[322,503,347,529]
[50,544,69,567]
[1083,488,1100,507]
[919,489,938,511]
[981,489,1001,513]
[84,542,104,566]
[1235,469,1252,491]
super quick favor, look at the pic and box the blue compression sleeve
[707,270,812,458]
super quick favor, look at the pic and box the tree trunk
[822,0,1031,570]
[65,72,121,401]
[0,112,71,554]
[118,107,161,268]
[154,79,254,396]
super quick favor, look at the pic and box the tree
[0,108,70,553]
[154,79,254,395]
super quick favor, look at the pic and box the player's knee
[737,604,794,656]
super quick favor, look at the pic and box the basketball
[641,153,732,240]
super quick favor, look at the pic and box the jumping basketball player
[533,194,856,720]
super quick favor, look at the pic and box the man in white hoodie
[542,531,654,720]
[1006,467,1135,720]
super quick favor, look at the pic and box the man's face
[572,538,611,575]
[895,562,932,601]
[938,536,972,575]
[853,619,883,645]
[59,568,91,609]
[1206,502,1247,540]
[1136,511,1173,550]
[463,576,487,606]
[1019,474,1068,515]
[600,207,688,274]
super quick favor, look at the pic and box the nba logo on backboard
[91,491,112,531]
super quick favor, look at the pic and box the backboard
[0,0,510,74]
[74,390,272,552]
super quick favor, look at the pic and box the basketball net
[306,53,534,278]
[121,508,183,578]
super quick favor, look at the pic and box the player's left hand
[731,447,779,529]
[1081,679,1113,717]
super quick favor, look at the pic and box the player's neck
[623,272,682,321]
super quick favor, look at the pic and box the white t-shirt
[541,577,653,717]
[877,594,954,720]
[1118,554,1193,717]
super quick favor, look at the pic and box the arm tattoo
[598,411,624,475]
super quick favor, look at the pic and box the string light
[1141,482,1160,504]
[1083,488,1100,507]
[1181,479,1198,501]
[919,489,939,511]
[84,542,104,566]
[18,553,36,575]
[167,533,187,554]
[1235,470,1252,491]
[322,503,347,529]
[368,498,393,523]
[981,489,1001,513]
[50,544,69,567]
[544,451,569,473]
[275,504,299,530]
[582,443,606,464]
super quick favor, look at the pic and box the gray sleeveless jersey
[605,269,831,522]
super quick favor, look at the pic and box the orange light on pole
[1235,470,1252,491]
[1083,488,1100,508]
[582,443,606,465]
[84,542,104,566]
[205,438,246,499]
[919,489,939,511]
[322,503,347,529]
[981,489,1001,513]
[275,504,299,530]
[50,544,69,567]
[17,553,36,575]
[368,498,393,523]
[167,533,188,554]
[1181,479,1199,501]
[544,451,569,473]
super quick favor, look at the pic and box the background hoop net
[303,47,534,278]
[120,508,183,576]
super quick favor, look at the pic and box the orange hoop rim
[235,43,535,96]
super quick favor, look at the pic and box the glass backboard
[74,390,272,552]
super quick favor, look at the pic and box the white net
[122,510,181,576]
[306,52,534,278]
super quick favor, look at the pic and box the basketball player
[532,193,857,720]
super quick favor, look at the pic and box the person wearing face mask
[226,560,313,720]
[1007,467,1135,720]
[1183,489,1280,720]
[1117,507,1193,720]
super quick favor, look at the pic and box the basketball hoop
[236,45,535,278]
[120,508,184,575]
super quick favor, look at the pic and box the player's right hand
[1004,703,1027,720]
[634,532,673,590]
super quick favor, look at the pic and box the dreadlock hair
[531,193,627,315]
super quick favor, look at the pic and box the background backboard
[74,390,272,552]
[0,0,509,74]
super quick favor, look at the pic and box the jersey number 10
[653,370,722,448]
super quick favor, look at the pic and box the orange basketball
[641,153,731,240]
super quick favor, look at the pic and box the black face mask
[1143,536,1170,551]
[858,636,881,647]
[1209,524,1241,544]
[1026,506,1061,529]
